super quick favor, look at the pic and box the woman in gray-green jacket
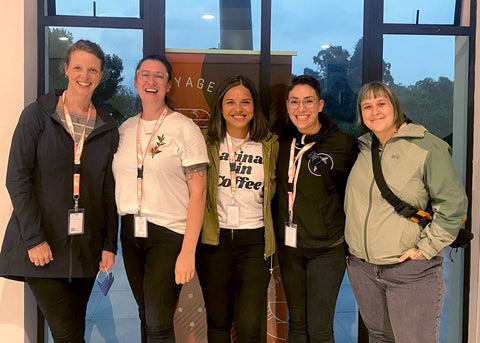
[196,75,278,343]
[344,81,468,343]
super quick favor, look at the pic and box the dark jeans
[25,277,95,343]
[277,243,346,343]
[347,254,444,343]
[121,214,184,343]
[196,228,271,343]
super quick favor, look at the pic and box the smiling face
[221,84,254,138]
[64,50,103,98]
[287,84,324,135]
[134,59,171,106]
[360,91,397,143]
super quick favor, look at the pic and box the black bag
[371,135,472,249]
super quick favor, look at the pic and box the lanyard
[62,91,92,210]
[226,132,249,204]
[287,137,315,223]
[135,106,169,211]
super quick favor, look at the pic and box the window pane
[271,0,364,136]
[46,27,142,124]
[383,34,469,342]
[55,0,140,18]
[384,0,456,24]
[166,0,261,50]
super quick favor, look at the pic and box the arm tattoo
[184,163,208,180]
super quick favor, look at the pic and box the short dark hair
[287,75,322,99]
[207,75,270,143]
[356,81,404,133]
[134,54,173,110]
[64,40,106,71]
[135,54,172,82]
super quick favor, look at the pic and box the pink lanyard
[226,132,249,203]
[287,137,314,223]
[135,106,168,210]
[62,91,92,210]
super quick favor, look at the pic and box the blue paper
[96,271,114,296]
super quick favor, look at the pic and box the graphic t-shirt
[217,137,264,229]
[112,112,208,235]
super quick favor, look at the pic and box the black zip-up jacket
[273,113,358,250]
[0,91,119,280]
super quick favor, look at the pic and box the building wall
[0,1,37,342]
[469,2,480,342]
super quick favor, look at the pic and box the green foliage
[302,37,452,137]
[47,28,136,124]
[391,77,453,139]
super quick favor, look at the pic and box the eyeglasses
[136,70,169,82]
[287,98,319,109]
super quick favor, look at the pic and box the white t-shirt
[112,112,208,235]
[217,138,264,229]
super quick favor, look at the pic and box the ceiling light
[202,14,214,20]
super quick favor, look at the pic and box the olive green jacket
[345,124,468,264]
[201,132,279,258]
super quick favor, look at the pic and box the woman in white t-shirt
[196,75,278,342]
[112,55,208,343]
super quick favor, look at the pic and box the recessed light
[202,14,214,20]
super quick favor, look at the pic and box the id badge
[134,214,148,238]
[285,222,297,248]
[68,208,85,235]
[227,205,240,228]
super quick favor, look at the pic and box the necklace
[141,119,154,135]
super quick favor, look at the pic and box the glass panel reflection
[46,26,142,124]
[166,0,261,50]
[55,0,140,18]
[384,0,456,24]
[383,34,469,343]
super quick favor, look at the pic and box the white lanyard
[287,137,314,223]
[62,91,92,210]
[135,106,168,211]
[226,132,249,204]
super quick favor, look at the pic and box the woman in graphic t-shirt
[196,75,278,343]
[112,55,208,342]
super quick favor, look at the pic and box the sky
[53,0,459,88]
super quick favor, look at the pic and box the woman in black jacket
[274,75,358,342]
[0,40,118,343]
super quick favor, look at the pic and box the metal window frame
[362,1,476,343]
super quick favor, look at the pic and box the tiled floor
[46,248,461,342]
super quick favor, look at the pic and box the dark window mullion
[260,0,271,119]
[37,15,143,29]
[382,23,472,35]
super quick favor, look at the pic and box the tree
[47,28,135,124]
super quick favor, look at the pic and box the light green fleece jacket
[201,132,279,258]
[344,124,468,264]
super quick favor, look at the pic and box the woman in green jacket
[345,81,468,343]
[196,75,278,343]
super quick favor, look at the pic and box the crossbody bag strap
[370,135,432,227]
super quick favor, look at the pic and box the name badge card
[68,208,85,235]
[285,222,297,248]
[134,214,148,238]
[227,205,240,228]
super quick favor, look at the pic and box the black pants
[121,215,184,343]
[196,228,271,343]
[25,277,95,343]
[277,243,346,343]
